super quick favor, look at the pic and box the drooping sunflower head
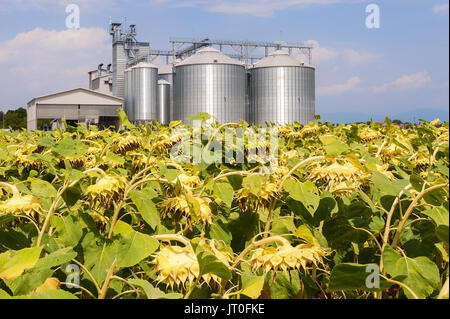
[84,131,103,140]
[437,126,448,142]
[411,147,434,169]
[58,155,88,169]
[85,174,127,208]
[154,132,184,153]
[111,135,144,154]
[0,194,42,218]
[153,245,200,288]
[131,153,157,170]
[159,196,213,225]
[15,144,44,170]
[299,123,327,138]
[359,127,382,142]
[235,181,279,212]
[90,212,110,232]
[250,243,328,273]
[175,174,202,190]
[309,160,366,196]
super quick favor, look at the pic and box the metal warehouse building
[27,88,123,131]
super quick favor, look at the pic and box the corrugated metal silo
[173,47,246,124]
[249,50,315,126]
[158,59,181,123]
[157,80,171,125]
[131,62,158,124]
[124,68,134,122]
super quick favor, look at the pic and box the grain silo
[157,80,171,125]
[173,47,246,124]
[249,50,315,126]
[130,62,158,124]
[124,68,134,122]
[158,58,181,123]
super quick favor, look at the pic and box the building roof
[27,87,124,106]
[176,47,244,67]
[252,50,314,69]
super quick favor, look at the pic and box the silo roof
[131,62,158,69]
[252,50,312,69]
[176,47,243,67]
[158,58,182,75]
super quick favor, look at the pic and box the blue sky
[0,0,448,122]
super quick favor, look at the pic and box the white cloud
[342,49,382,67]
[373,72,431,92]
[317,76,361,95]
[304,40,338,64]
[151,0,368,17]
[433,3,449,15]
[0,27,110,107]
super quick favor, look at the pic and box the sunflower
[0,194,42,218]
[15,144,44,170]
[250,243,328,273]
[235,181,279,212]
[154,132,184,153]
[84,174,127,208]
[58,155,88,169]
[159,196,212,225]
[111,135,144,154]
[309,160,366,196]
[299,123,327,138]
[152,245,199,288]
[359,127,382,142]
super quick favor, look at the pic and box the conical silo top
[158,58,182,75]
[176,47,243,67]
[131,62,158,69]
[252,50,307,69]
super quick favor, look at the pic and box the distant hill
[320,108,449,124]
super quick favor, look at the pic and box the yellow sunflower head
[359,127,382,142]
[309,160,366,196]
[111,135,144,154]
[153,245,200,288]
[85,174,127,208]
[299,123,327,138]
[0,194,42,218]
[58,155,88,169]
[159,196,213,225]
[15,145,44,170]
[249,243,328,273]
[235,181,279,212]
[154,132,184,152]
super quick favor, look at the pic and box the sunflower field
[0,111,448,300]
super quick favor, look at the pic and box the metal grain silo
[249,50,315,126]
[157,80,171,125]
[173,47,246,124]
[131,62,158,124]
[159,59,181,123]
[124,68,134,122]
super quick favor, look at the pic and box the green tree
[3,107,27,130]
